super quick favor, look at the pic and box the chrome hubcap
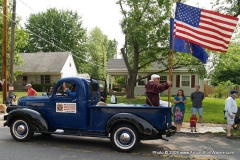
[119,133,131,143]
[17,125,26,135]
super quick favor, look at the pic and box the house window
[181,76,190,87]
[40,75,51,84]
[69,63,71,67]
[160,76,167,83]
[41,75,51,84]
[22,76,28,86]
[138,76,146,86]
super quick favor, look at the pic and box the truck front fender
[4,108,48,132]
[106,113,158,136]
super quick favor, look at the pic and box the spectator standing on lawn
[191,85,204,125]
[26,84,37,96]
[225,90,238,139]
[173,89,187,125]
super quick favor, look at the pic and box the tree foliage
[84,27,117,79]
[0,1,28,80]
[118,0,206,98]
[210,41,240,86]
[208,81,237,98]
[211,0,240,17]
[21,8,87,72]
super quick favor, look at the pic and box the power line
[1,2,104,68]
[18,0,102,67]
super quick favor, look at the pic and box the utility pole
[9,0,16,95]
[2,0,8,103]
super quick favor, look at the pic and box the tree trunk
[126,72,137,98]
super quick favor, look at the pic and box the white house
[13,52,78,90]
[106,59,204,96]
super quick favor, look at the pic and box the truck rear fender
[106,113,158,136]
[5,108,48,131]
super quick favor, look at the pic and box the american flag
[174,2,239,52]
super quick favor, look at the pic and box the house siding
[61,54,78,78]
[13,74,61,91]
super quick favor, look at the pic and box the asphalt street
[0,126,239,160]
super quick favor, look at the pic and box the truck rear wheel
[10,118,33,142]
[110,123,140,152]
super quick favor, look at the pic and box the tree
[211,0,240,17]
[0,1,28,80]
[210,41,240,85]
[21,8,87,72]
[118,0,206,98]
[85,27,117,79]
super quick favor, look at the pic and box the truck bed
[88,104,172,132]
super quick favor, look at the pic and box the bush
[32,84,54,92]
[213,81,237,98]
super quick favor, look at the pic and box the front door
[51,82,80,129]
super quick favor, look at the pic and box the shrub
[213,81,238,98]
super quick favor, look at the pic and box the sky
[15,0,213,58]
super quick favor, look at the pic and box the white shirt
[225,96,238,115]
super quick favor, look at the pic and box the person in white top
[225,90,238,139]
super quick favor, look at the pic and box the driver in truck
[62,82,76,97]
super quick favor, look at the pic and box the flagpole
[168,40,174,107]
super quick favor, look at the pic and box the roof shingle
[14,52,70,73]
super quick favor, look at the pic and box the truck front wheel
[110,124,140,152]
[10,118,33,142]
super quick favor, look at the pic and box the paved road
[0,127,239,160]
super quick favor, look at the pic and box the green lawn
[0,92,237,124]
[106,96,240,124]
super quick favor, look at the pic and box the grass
[106,96,240,124]
[0,92,237,124]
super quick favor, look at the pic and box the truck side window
[56,82,76,97]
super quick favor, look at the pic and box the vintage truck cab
[4,77,176,152]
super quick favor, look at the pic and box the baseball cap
[230,90,238,94]
[150,74,160,81]
[26,84,32,87]
[99,84,103,88]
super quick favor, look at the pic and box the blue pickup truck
[4,77,176,152]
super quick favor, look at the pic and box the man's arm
[156,81,171,93]
[33,89,37,96]
[225,99,233,117]
[190,93,193,102]
[65,90,76,97]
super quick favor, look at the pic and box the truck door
[51,82,80,129]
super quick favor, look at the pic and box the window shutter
[176,75,180,88]
[191,75,195,88]
[147,75,151,81]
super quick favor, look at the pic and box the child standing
[175,106,183,131]
[190,113,197,132]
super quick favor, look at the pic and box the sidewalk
[179,122,226,133]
